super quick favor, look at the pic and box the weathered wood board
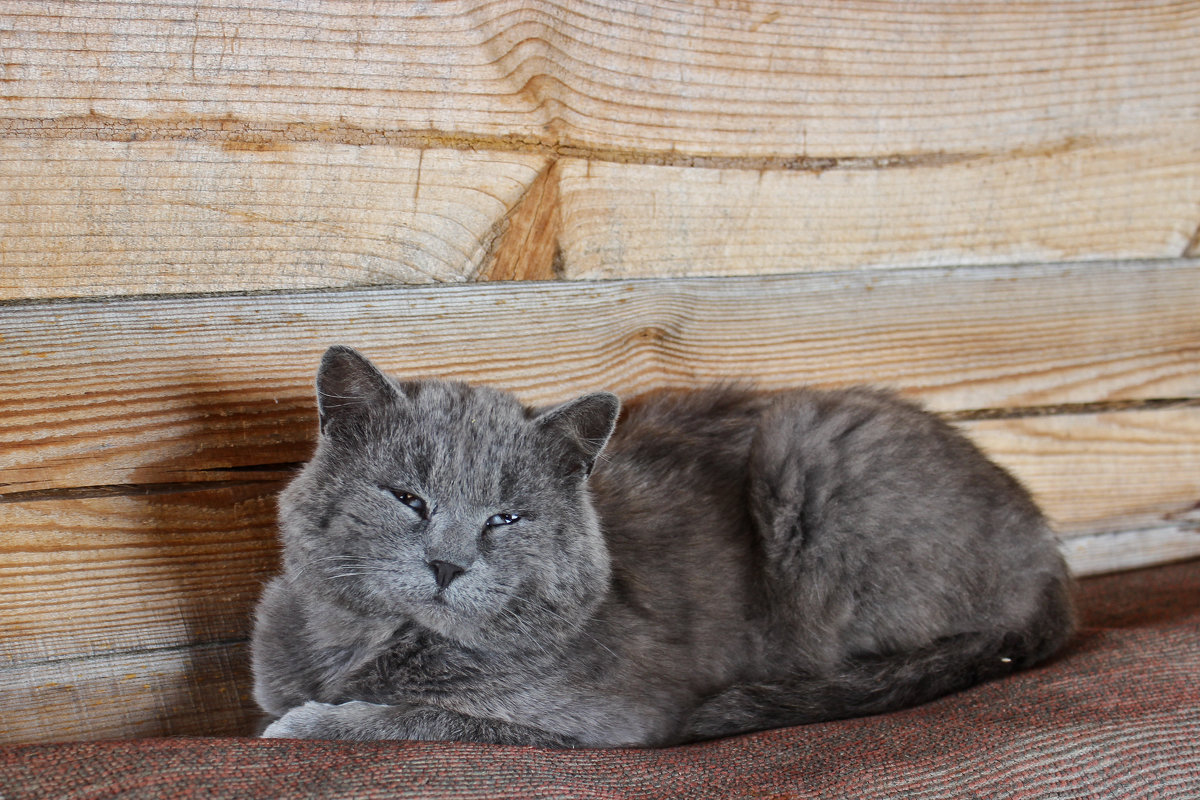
[3,137,1197,295]
[3,0,1198,296]
[5,1,1196,155]
[968,409,1200,538]
[0,141,547,294]
[550,147,1200,280]
[1,262,1198,498]
[2,642,256,742]
[0,484,280,668]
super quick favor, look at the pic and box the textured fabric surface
[3,559,1199,800]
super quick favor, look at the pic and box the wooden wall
[2,0,1198,744]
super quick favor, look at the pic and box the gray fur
[252,345,1074,746]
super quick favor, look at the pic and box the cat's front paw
[261,700,390,740]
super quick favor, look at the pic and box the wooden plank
[2,261,1198,494]
[0,642,256,743]
[1064,524,1200,578]
[4,2,1198,297]
[0,483,279,668]
[0,141,547,297]
[2,1,1196,159]
[965,408,1200,537]
[2,406,1196,674]
[551,145,1200,280]
[4,136,1196,298]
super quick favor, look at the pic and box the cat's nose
[428,559,466,590]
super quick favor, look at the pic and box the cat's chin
[410,606,491,646]
[392,593,496,646]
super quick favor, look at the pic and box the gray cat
[252,345,1074,747]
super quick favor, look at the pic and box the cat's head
[278,345,620,649]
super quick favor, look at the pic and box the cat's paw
[261,700,390,740]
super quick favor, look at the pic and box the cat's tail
[683,579,1075,742]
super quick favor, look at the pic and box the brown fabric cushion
[3,559,1199,799]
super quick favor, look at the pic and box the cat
[251,345,1075,747]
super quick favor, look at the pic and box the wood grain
[1,642,256,743]
[0,483,280,668]
[4,133,1194,297]
[0,140,547,296]
[551,144,1200,279]
[3,1,1198,297]
[3,0,1196,158]
[476,158,565,282]
[1064,524,1200,577]
[967,408,1200,536]
[3,261,1197,495]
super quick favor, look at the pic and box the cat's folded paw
[261,700,390,740]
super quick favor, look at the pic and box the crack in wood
[207,462,304,474]
[0,637,250,672]
[1184,219,1200,258]
[0,477,288,504]
[474,157,563,281]
[1,113,1038,173]
[941,396,1200,422]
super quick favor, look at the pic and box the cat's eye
[385,488,427,516]
[485,513,520,529]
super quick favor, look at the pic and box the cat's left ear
[315,345,399,437]
[535,392,621,478]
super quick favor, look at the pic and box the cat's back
[588,383,1070,683]
[603,385,767,471]
[584,386,771,679]
[591,385,772,538]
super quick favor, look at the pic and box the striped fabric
[3,559,1198,800]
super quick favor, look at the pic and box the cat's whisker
[494,607,554,659]
[535,605,620,662]
[495,593,620,662]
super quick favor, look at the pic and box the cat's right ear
[535,392,621,479]
[315,345,399,437]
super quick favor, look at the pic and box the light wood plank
[2,407,1196,673]
[0,483,279,668]
[1064,524,1200,578]
[4,135,1196,298]
[4,2,1199,297]
[0,642,256,743]
[0,141,546,297]
[2,262,1198,494]
[965,408,1200,537]
[552,144,1200,280]
[2,1,1196,158]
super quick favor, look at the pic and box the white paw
[262,701,338,739]
[261,700,391,739]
